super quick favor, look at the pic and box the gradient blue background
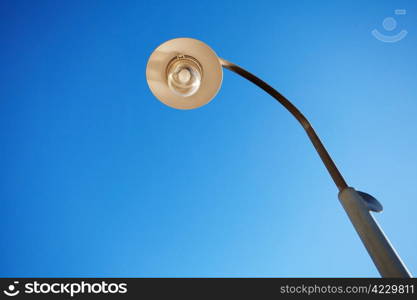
[1,0,416,277]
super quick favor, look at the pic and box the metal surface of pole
[219,58,412,278]
[339,188,411,277]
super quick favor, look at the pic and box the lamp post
[146,38,412,278]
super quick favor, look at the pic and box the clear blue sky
[1,0,416,277]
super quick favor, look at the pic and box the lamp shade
[146,38,223,109]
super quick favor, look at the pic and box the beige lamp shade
[146,38,223,109]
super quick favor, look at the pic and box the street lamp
[146,37,412,278]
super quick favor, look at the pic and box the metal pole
[219,58,412,278]
[339,188,411,277]
[219,58,347,191]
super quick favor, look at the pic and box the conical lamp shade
[146,38,223,109]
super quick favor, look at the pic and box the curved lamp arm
[220,58,347,191]
[220,58,412,278]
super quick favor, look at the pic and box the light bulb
[166,55,202,97]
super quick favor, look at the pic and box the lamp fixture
[146,38,222,109]
[146,37,412,278]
